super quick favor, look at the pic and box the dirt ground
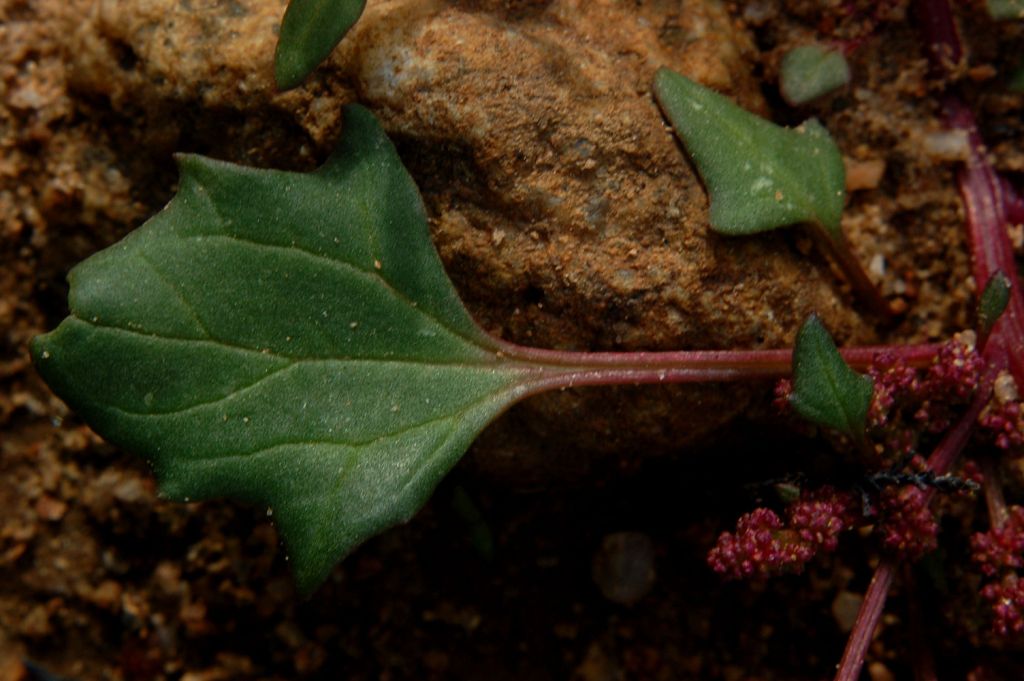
[2,1,1023,679]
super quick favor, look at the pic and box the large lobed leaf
[653,68,846,239]
[32,105,534,593]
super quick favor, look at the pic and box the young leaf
[653,67,846,239]
[788,315,874,442]
[979,271,1012,336]
[987,0,1024,20]
[275,0,367,90]
[779,45,851,106]
[32,104,538,594]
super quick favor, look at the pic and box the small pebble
[592,531,656,606]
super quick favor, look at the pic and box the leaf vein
[178,233,487,351]
[148,389,511,462]
[135,250,214,339]
[74,319,506,369]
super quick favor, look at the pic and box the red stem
[981,455,1010,529]
[913,0,1024,384]
[813,228,896,321]
[945,98,1024,383]
[912,0,963,70]
[496,341,940,395]
[835,559,897,681]
[926,371,994,478]
[834,3,1022,678]
[835,374,994,681]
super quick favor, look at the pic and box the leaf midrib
[106,382,525,458]
[72,317,504,367]
[91,349,524,420]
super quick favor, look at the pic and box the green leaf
[788,315,873,441]
[275,0,367,90]
[979,271,1012,335]
[779,45,851,106]
[988,0,1024,20]
[653,67,846,239]
[32,104,536,593]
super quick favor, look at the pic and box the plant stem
[834,559,897,681]
[834,4,1021,679]
[981,455,1010,529]
[927,376,993,477]
[913,0,962,70]
[812,228,896,321]
[834,379,992,681]
[914,0,1024,384]
[495,341,940,395]
[946,97,1024,383]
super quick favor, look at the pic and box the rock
[18,0,868,481]
[831,589,864,633]
[592,531,657,606]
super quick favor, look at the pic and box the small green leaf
[988,0,1024,20]
[788,315,873,441]
[779,45,851,106]
[275,0,367,90]
[979,271,1012,335]
[32,104,537,593]
[653,67,846,238]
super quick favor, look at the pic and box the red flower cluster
[877,485,938,559]
[971,506,1024,635]
[863,336,983,459]
[980,573,1024,636]
[790,487,859,553]
[971,506,1024,576]
[914,334,984,434]
[708,488,856,580]
[924,333,984,401]
[868,350,919,429]
[978,374,1024,452]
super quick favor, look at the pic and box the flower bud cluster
[863,336,982,459]
[877,485,938,559]
[972,506,1024,636]
[914,333,983,433]
[980,573,1024,637]
[708,487,856,580]
[978,373,1024,453]
[867,351,919,429]
[971,506,1024,576]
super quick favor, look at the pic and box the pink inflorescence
[708,488,856,580]
[788,486,858,553]
[773,378,793,415]
[877,485,938,559]
[924,335,984,400]
[913,335,984,433]
[868,350,920,428]
[980,573,1024,637]
[979,399,1024,452]
[971,506,1024,577]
